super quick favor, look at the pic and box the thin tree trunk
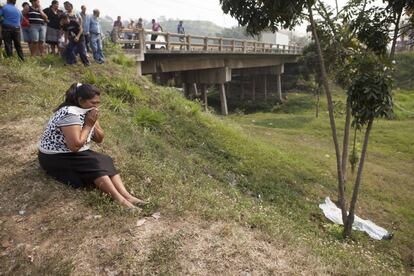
[351,127,358,173]
[390,10,402,61]
[307,2,347,224]
[341,104,351,185]
[315,87,320,118]
[344,119,373,237]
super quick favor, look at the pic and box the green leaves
[347,53,394,128]
[220,0,308,34]
[352,7,391,56]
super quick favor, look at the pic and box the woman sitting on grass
[38,83,144,208]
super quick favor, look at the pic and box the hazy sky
[11,0,367,33]
[14,0,240,27]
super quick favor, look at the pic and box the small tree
[344,53,393,235]
[220,0,395,238]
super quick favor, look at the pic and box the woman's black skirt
[38,150,118,188]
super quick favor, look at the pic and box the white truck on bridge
[261,31,290,46]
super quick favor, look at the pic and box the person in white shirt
[38,83,146,209]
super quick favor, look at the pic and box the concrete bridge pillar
[183,82,198,99]
[192,83,199,97]
[137,62,142,77]
[219,83,228,115]
[275,64,284,102]
[200,84,208,111]
[182,67,231,115]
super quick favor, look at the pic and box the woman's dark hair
[63,1,72,8]
[22,2,30,7]
[55,83,100,111]
[51,0,58,5]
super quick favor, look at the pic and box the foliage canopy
[347,54,394,128]
[220,0,309,34]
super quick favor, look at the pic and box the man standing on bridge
[150,18,162,50]
[177,20,185,50]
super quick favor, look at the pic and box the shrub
[81,71,147,104]
[133,107,166,130]
[105,78,143,103]
[105,96,129,114]
[82,70,98,85]
[111,53,135,67]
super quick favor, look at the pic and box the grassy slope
[0,54,412,274]
[230,91,414,269]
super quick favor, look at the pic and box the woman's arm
[39,6,49,22]
[61,124,93,152]
[92,120,104,143]
[61,109,98,152]
[76,16,83,41]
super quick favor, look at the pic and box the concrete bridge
[116,29,302,115]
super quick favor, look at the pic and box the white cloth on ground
[319,197,390,240]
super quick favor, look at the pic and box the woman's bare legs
[39,42,45,56]
[29,43,35,56]
[94,175,135,208]
[31,42,38,56]
[110,174,146,205]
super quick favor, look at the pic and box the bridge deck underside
[140,53,299,75]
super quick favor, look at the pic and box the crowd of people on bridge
[1,0,189,63]
[0,0,104,64]
[110,16,186,50]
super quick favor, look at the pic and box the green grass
[393,51,414,90]
[229,90,414,270]
[0,54,412,274]
[111,53,136,67]
[393,89,414,119]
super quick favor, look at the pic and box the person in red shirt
[150,19,162,50]
[21,2,32,51]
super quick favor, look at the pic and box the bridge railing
[113,28,303,59]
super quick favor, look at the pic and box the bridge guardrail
[113,28,303,60]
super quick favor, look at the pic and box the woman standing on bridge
[38,83,145,209]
